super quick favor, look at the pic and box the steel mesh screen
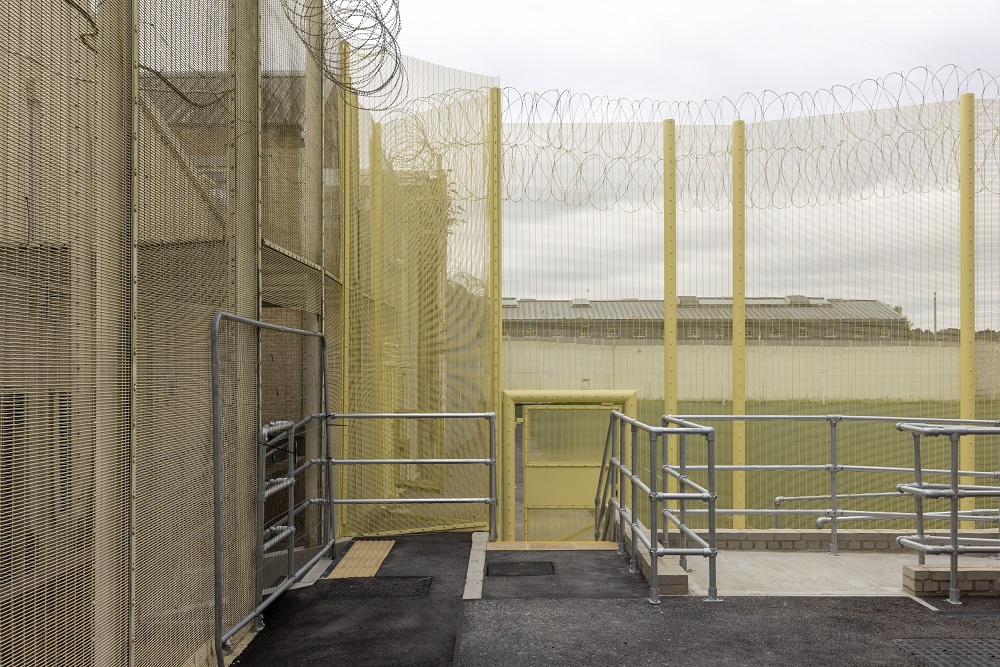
[1,1,132,665]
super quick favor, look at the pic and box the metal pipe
[255,425,266,630]
[332,497,493,505]
[949,432,961,604]
[630,424,639,574]
[595,417,615,540]
[617,417,626,556]
[829,417,839,556]
[221,536,336,650]
[913,433,926,565]
[286,425,296,581]
[705,429,720,601]
[264,478,295,499]
[264,527,296,553]
[332,412,495,420]
[335,457,492,465]
[652,492,713,501]
[649,431,661,604]
[678,432,687,572]
[489,414,498,541]
[677,414,1000,426]
[660,468,711,496]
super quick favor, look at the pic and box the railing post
[255,427,266,631]
[829,417,839,556]
[912,433,925,566]
[618,416,627,556]
[679,433,688,572]
[286,424,297,581]
[630,424,640,574]
[948,432,961,605]
[488,414,498,541]
[705,429,721,602]
[648,431,661,604]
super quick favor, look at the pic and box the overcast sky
[397,0,1000,102]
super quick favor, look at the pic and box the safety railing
[895,422,1000,604]
[329,412,498,542]
[596,411,720,604]
[666,414,1000,556]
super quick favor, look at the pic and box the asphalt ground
[233,533,1000,667]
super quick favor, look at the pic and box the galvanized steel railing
[667,413,1000,556]
[596,411,721,604]
[895,422,1000,604]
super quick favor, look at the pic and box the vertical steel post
[648,431,661,604]
[705,430,721,601]
[948,432,961,605]
[829,418,839,556]
[255,430,266,630]
[286,425,296,581]
[663,120,679,493]
[660,429,669,549]
[731,120,747,530]
[127,0,140,660]
[370,123,391,497]
[959,93,977,521]
[501,393,516,540]
[617,417,626,556]
[912,433,925,566]
[630,424,640,574]
[679,433,688,572]
[488,414,498,541]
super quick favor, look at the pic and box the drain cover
[486,561,555,577]
[320,576,433,599]
[899,639,1000,667]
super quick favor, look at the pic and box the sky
[397,0,1000,103]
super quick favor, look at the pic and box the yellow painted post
[663,120,678,491]
[489,87,505,532]
[959,93,976,517]
[732,120,747,529]
[502,393,517,539]
[338,42,353,532]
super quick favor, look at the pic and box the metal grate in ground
[486,561,555,577]
[319,576,433,599]
[898,639,1000,666]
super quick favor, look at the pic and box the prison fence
[4,0,1000,664]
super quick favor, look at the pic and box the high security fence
[5,0,1000,664]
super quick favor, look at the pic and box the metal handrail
[894,422,1000,604]
[598,411,720,604]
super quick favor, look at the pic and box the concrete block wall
[903,564,1000,597]
[660,529,997,552]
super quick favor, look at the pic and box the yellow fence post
[338,42,353,532]
[732,120,747,529]
[489,86,504,533]
[371,123,391,494]
[959,92,976,518]
[663,119,678,493]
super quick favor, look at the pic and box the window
[551,325,563,337]
[606,326,619,339]
[770,324,782,338]
[745,324,756,339]
[634,324,647,339]
[798,325,809,338]
[579,324,589,338]
[880,327,891,339]
[686,324,700,339]
[714,326,726,340]
[824,326,837,339]
[524,325,536,337]
[853,325,864,338]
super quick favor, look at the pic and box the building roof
[501,297,906,322]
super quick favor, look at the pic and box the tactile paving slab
[326,539,394,578]
[319,576,433,599]
[486,561,555,577]
[899,639,1000,667]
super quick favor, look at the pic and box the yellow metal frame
[731,120,747,528]
[501,390,638,541]
[489,87,503,426]
[959,93,977,516]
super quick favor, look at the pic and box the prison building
[501,296,910,343]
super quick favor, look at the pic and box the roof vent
[502,297,518,308]
[571,298,591,308]
[678,296,700,306]
[787,294,810,306]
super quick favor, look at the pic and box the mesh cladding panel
[135,0,251,662]
[499,75,1000,529]
[338,62,498,536]
[1,2,131,667]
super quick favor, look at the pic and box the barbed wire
[281,0,407,109]
[373,66,1000,212]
